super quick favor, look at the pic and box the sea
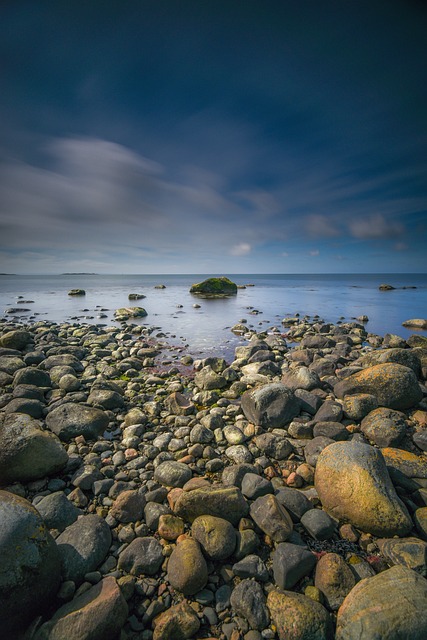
[1,273,426,360]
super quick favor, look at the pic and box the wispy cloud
[348,213,404,240]
[230,243,251,256]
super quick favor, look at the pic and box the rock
[165,391,195,415]
[376,537,427,576]
[194,365,227,390]
[173,485,249,525]
[68,289,86,295]
[154,460,193,488]
[360,407,407,447]
[267,589,334,640]
[312,422,349,441]
[342,394,378,421]
[241,383,300,428]
[128,293,146,300]
[274,487,312,522]
[232,554,269,582]
[282,367,321,391]
[336,566,427,640]
[250,494,293,542]
[230,579,270,630]
[114,306,147,320]
[254,432,293,460]
[0,413,68,484]
[88,388,125,410]
[314,553,356,610]
[304,436,335,467]
[167,538,208,595]
[315,441,412,537]
[42,354,84,372]
[334,363,422,410]
[153,600,200,640]
[379,284,395,290]
[413,430,427,451]
[46,402,109,442]
[158,514,185,540]
[56,514,112,583]
[0,329,32,350]
[381,447,427,478]
[191,515,236,561]
[34,576,128,640]
[313,401,343,423]
[110,489,146,523]
[222,463,259,488]
[117,537,163,576]
[4,396,44,418]
[190,276,237,297]
[403,319,427,330]
[0,354,26,375]
[273,542,317,589]
[300,509,336,540]
[358,347,422,376]
[0,491,61,636]
[35,491,80,532]
[241,473,274,499]
[13,366,51,387]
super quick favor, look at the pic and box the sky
[0,0,426,274]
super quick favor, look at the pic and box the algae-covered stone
[68,288,85,295]
[267,589,334,640]
[0,329,32,350]
[381,447,427,479]
[377,537,427,577]
[167,538,208,595]
[153,600,200,640]
[191,515,236,561]
[314,441,412,537]
[114,306,147,320]
[173,485,248,525]
[334,363,422,410]
[336,566,427,640]
[190,276,237,297]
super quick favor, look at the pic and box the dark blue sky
[0,0,426,273]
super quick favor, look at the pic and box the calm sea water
[1,273,426,359]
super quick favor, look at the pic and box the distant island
[0,273,16,275]
[61,272,98,275]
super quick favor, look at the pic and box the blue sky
[0,0,426,274]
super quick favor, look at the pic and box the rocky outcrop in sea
[1,315,427,639]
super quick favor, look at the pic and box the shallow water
[1,273,426,359]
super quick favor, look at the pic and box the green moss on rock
[190,277,238,297]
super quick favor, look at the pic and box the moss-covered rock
[114,306,147,320]
[190,276,237,297]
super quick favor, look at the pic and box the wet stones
[315,441,412,537]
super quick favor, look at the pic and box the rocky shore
[1,314,427,639]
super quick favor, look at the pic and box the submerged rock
[190,276,237,297]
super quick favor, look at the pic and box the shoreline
[1,317,427,638]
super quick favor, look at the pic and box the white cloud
[230,243,251,256]
[309,249,320,256]
[304,214,341,238]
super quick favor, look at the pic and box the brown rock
[153,600,200,640]
[167,538,208,595]
[267,589,334,640]
[314,553,356,610]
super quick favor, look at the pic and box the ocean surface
[1,273,426,359]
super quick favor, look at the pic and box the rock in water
[334,363,422,410]
[314,441,412,537]
[336,566,427,640]
[190,276,237,297]
[241,383,300,428]
[34,577,128,640]
[0,490,61,636]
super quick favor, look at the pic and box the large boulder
[334,363,422,410]
[190,276,237,297]
[314,441,412,537]
[0,329,32,350]
[0,413,68,484]
[241,383,300,428]
[46,402,109,441]
[34,577,128,640]
[0,491,61,636]
[336,566,427,640]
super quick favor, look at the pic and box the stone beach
[1,307,427,639]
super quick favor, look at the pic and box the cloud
[394,242,408,251]
[348,214,404,240]
[309,249,320,256]
[230,243,251,256]
[304,214,341,238]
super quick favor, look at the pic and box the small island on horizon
[61,272,98,275]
